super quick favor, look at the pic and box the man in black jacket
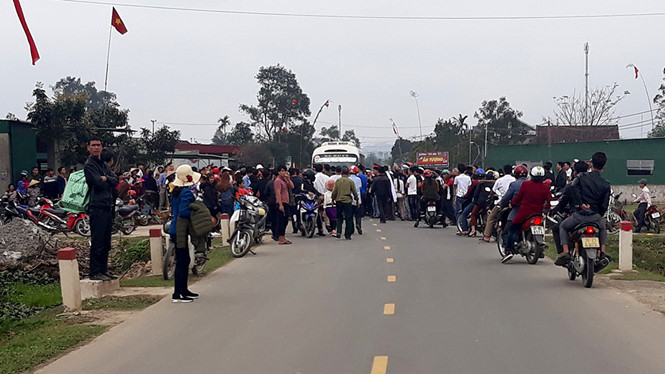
[555,152,611,266]
[371,167,393,223]
[84,137,119,281]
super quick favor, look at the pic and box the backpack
[60,170,90,213]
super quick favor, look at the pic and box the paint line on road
[384,246,391,250]
[376,229,382,232]
[380,237,387,241]
[383,303,395,315]
[387,275,396,282]
[370,356,389,374]
[373,223,378,226]
[386,258,394,263]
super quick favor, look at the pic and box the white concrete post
[220,213,230,243]
[149,228,163,276]
[58,247,81,312]
[619,220,633,271]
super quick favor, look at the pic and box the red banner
[416,152,449,167]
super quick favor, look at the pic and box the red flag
[633,65,639,79]
[111,7,127,34]
[13,0,40,65]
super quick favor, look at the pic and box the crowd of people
[5,138,654,302]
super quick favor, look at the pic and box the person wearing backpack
[168,164,202,303]
[84,137,119,281]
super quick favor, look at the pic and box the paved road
[38,219,665,374]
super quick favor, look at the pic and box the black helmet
[302,169,316,181]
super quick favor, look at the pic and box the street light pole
[409,91,423,140]
[151,119,156,136]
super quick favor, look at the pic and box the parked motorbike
[496,209,547,264]
[113,199,139,235]
[604,191,624,235]
[563,222,609,288]
[161,220,211,279]
[135,192,165,226]
[228,195,268,258]
[0,197,23,226]
[631,193,661,233]
[297,192,319,238]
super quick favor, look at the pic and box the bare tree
[550,83,628,126]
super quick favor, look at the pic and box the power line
[56,0,665,21]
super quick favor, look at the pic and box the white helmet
[531,166,545,177]
[255,164,264,170]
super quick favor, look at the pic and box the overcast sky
[3,0,664,151]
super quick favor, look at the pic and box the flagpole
[104,25,112,92]
[639,75,656,132]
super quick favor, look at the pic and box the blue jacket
[358,173,368,194]
[499,178,525,221]
[169,187,195,235]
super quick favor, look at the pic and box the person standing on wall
[84,137,119,281]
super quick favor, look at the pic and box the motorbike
[297,192,319,238]
[604,191,624,235]
[161,220,212,279]
[423,200,441,228]
[0,197,23,226]
[113,199,139,235]
[496,209,547,264]
[631,193,660,233]
[564,222,609,288]
[135,192,165,226]
[457,187,494,234]
[228,195,268,258]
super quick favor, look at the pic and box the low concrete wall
[612,185,665,205]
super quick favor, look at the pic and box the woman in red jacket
[502,166,552,262]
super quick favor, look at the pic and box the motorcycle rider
[498,165,529,263]
[551,160,590,253]
[457,169,483,235]
[301,169,327,236]
[454,166,473,217]
[481,165,515,242]
[439,170,457,227]
[555,152,611,266]
[632,178,651,233]
[468,170,496,237]
[502,166,552,263]
[414,169,440,227]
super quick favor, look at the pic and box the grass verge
[120,240,233,287]
[0,294,163,374]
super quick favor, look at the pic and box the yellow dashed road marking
[370,356,389,374]
[387,275,396,282]
[383,303,395,315]
[373,223,378,226]
[376,229,382,232]
[386,258,394,263]
[380,237,387,241]
[384,246,391,250]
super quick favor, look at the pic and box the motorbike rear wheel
[230,230,252,258]
[136,215,150,226]
[651,220,661,234]
[582,256,594,288]
[162,240,175,280]
[524,233,539,265]
[121,222,136,235]
[496,227,506,258]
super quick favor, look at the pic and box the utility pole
[151,119,156,136]
[483,123,488,168]
[584,42,589,126]
[338,105,342,140]
[410,91,423,140]
[468,125,472,165]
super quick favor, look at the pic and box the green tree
[239,65,311,141]
[649,67,665,138]
[391,138,414,163]
[225,122,255,145]
[26,77,130,167]
[212,115,231,144]
[319,125,360,147]
[138,126,181,167]
[474,97,527,145]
